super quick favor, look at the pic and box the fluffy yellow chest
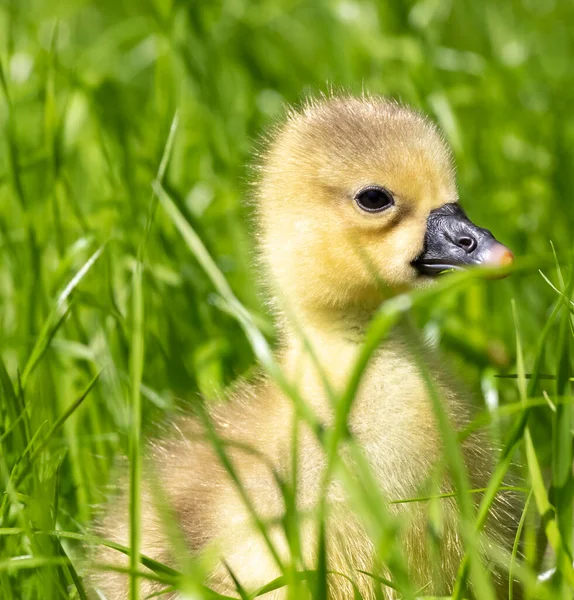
[282,327,447,497]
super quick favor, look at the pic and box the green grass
[1,0,574,598]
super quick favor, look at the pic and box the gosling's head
[257,95,512,319]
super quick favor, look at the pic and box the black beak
[412,203,514,277]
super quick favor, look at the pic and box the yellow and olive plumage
[91,95,517,600]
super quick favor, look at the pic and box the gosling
[91,95,518,599]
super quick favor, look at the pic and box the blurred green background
[1,0,573,598]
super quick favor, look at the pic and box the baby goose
[92,95,517,599]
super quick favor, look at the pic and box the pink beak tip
[484,242,514,278]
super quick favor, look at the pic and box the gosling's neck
[277,299,410,398]
[279,301,375,345]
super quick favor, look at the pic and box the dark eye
[355,187,394,213]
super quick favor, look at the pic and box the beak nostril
[457,236,477,253]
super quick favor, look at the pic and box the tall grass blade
[21,246,104,387]
[129,263,145,600]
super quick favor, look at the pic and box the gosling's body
[92,96,518,599]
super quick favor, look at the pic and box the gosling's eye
[355,187,395,213]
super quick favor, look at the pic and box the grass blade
[21,245,104,387]
[129,262,145,600]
